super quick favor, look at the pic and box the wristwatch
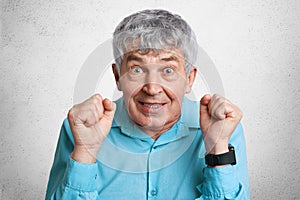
[205,145,236,167]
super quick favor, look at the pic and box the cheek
[120,79,142,99]
[165,80,187,100]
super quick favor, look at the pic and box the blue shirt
[46,97,250,199]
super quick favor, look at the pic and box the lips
[142,102,164,108]
[137,101,167,113]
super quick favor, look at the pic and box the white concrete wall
[1,0,299,199]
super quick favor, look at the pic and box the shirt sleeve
[196,123,250,200]
[45,118,100,200]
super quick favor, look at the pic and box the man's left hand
[200,94,243,155]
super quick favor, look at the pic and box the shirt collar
[112,96,200,141]
[179,96,200,128]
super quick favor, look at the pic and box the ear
[185,67,197,93]
[112,64,122,91]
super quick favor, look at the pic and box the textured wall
[1,0,299,199]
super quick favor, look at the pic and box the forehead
[123,48,185,64]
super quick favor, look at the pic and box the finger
[69,108,96,127]
[200,94,212,126]
[208,94,223,115]
[102,99,117,119]
[209,95,226,119]
[93,93,103,102]
[95,99,116,138]
[226,104,242,120]
[213,101,234,120]
[200,94,211,111]
[102,98,114,111]
[210,95,240,120]
[80,94,104,126]
[91,94,104,118]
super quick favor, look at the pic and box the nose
[142,83,163,96]
[141,68,164,95]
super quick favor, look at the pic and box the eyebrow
[160,55,180,63]
[125,54,181,64]
[126,55,144,64]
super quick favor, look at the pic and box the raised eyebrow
[126,54,144,64]
[160,56,180,63]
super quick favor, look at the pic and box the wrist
[206,141,229,155]
[71,146,97,164]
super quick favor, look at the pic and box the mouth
[137,101,167,113]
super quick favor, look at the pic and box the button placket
[150,189,157,196]
[147,143,159,199]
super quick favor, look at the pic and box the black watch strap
[205,146,236,167]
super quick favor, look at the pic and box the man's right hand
[67,94,116,163]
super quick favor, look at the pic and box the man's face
[113,49,196,137]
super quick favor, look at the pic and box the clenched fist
[68,94,116,163]
[200,94,242,155]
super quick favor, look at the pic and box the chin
[137,114,179,135]
[136,115,166,128]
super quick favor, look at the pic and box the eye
[163,67,174,74]
[131,66,143,73]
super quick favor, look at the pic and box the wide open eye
[163,67,174,74]
[131,66,143,74]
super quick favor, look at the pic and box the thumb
[102,98,116,121]
[200,94,211,123]
[97,99,116,137]
[200,94,211,114]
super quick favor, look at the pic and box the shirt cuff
[197,165,240,198]
[63,156,99,192]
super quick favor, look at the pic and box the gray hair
[112,9,198,74]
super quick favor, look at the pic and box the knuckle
[221,101,227,107]
[68,107,76,119]
[92,108,100,119]
[93,94,102,101]
[87,105,98,117]
[213,93,221,100]
[212,93,218,98]
[93,102,100,112]
[85,111,98,125]
[213,110,219,118]
[91,97,99,105]
[238,110,243,119]
[211,95,217,102]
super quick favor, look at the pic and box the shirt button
[151,189,157,196]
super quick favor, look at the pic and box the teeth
[143,103,162,109]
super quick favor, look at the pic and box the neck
[138,120,178,141]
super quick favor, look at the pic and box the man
[46,9,249,199]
